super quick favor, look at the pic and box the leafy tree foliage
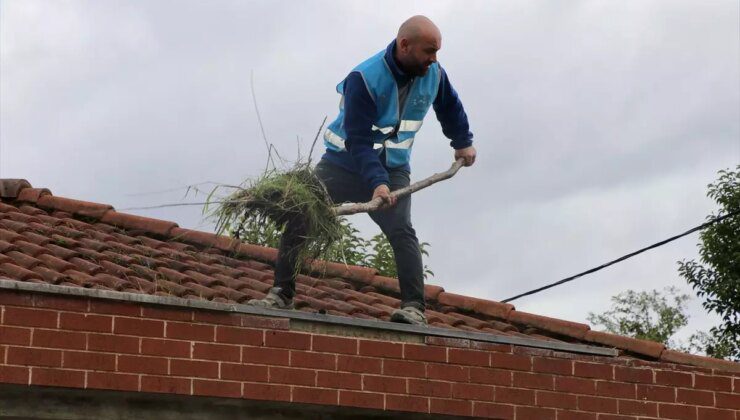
[232,215,433,279]
[587,287,690,349]
[678,166,740,360]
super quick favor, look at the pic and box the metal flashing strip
[0,279,618,357]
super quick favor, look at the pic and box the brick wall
[1,289,738,419]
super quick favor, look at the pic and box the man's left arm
[433,67,476,166]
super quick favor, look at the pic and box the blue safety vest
[324,50,441,168]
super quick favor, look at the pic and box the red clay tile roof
[0,179,737,373]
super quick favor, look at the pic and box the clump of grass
[208,162,342,276]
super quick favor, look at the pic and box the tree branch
[333,159,466,216]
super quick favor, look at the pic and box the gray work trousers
[273,159,425,311]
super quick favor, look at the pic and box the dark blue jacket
[322,40,473,190]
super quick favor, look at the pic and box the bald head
[397,15,441,44]
[394,15,442,77]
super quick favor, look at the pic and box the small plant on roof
[207,161,344,277]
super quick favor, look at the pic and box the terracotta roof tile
[0,178,735,372]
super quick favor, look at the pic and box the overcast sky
[2,0,738,345]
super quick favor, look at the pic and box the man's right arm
[343,72,390,191]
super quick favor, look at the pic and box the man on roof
[249,15,476,326]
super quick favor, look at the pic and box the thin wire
[501,209,740,303]
[117,200,239,211]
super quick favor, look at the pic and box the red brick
[264,330,310,350]
[596,381,636,399]
[89,300,140,316]
[88,333,139,354]
[269,366,315,386]
[141,375,191,394]
[339,390,384,410]
[215,326,262,346]
[359,339,403,358]
[32,329,86,350]
[490,352,532,371]
[114,317,164,337]
[60,312,112,333]
[697,407,736,420]
[166,321,214,341]
[4,307,57,328]
[336,355,382,374]
[31,367,85,388]
[140,338,190,358]
[425,336,470,348]
[516,406,556,420]
[536,390,577,409]
[63,351,116,371]
[0,365,29,385]
[574,362,614,380]
[0,291,34,307]
[193,379,241,398]
[677,388,714,406]
[7,346,61,367]
[636,384,676,402]
[141,306,192,321]
[386,394,429,414]
[470,367,512,386]
[192,311,242,326]
[292,386,337,405]
[170,359,219,379]
[242,382,291,402]
[555,376,597,395]
[290,351,336,370]
[86,372,138,391]
[431,398,472,417]
[408,378,452,398]
[192,342,240,362]
[470,342,512,353]
[363,374,405,393]
[404,343,446,362]
[494,386,535,405]
[242,346,289,365]
[220,363,268,382]
[33,295,88,312]
[695,375,732,392]
[0,326,31,345]
[382,359,426,378]
[655,370,693,387]
[577,395,618,413]
[312,335,357,355]
[715,392,740,409]
[239,315,289,330]
[614,366,653,383]
[587,414,627,420]
[449,348,489,366]
[659,403,698,420]
[118,355,168,375]
[533,357,573,375]
[618,399,658,417]
[557,410,600,420]
[473,401,514,419]
[318,371,362,390]
[452,382,494,401]
[513,371,555,390]
[427,363,469,382]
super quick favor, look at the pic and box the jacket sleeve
[343,71,390,190]
[433,67,474,150]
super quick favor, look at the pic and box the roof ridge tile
[0,179,32,198]
[101,211,178,237]
[659,349,740,373]
[17,188,51,203]
[436,292,515,320]
[584,329,665,359]
[507,310,591,340]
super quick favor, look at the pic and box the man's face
[399,35,441,77]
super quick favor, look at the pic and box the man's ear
[398,38,409,53]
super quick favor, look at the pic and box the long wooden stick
[333,159,466,216]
